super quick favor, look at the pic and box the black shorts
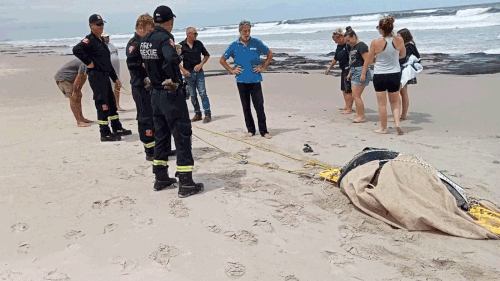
[341,68,352,93]
[373,72,401,93]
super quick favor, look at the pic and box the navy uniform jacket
[140,25,183,89]
[73,32,118,82]
[126,33,148,87]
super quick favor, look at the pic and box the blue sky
[0,0,498,40]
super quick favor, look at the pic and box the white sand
[1,53,499,280]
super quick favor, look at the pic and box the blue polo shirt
[223,37,269,83]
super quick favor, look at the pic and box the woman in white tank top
[367,16,406,135]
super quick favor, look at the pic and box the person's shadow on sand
[406,112,433,124]
[269,128,300,136]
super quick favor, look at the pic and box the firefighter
[140,5,204,197]
[73,14,132,142]
[127,13,177,161]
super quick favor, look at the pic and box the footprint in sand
[285,275,299,281]
[272,213,299,228]
[338,225,352,239]
[63,230,85,240]
[149,244,180,267]
[103,223,118,234]
[115,168,133,180]
[430,258,456,270]
[66,244,82,251]
[206,224,223,234]
[44,270,70,281]
[252,219,275,233]
[322,250,354,267]
[92,196,135,211]
[169,199,189,218]
[223,230,258,246]
[272,204,304,228]
[17,242,30,254]
[132,217,154,228]
[11,223,29,233]
[224,259,246,279]
[110,256,139,271]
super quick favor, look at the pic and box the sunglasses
[96,23,104,27]
[190,32,198,36]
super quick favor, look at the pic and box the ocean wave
[350,14,385,21]
[413,9,440,14]
[456,7,491,17]
[484,48,500,54]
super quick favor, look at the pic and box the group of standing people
[55,5,274,198]
[54,8,420,197]
[325,16,421,135]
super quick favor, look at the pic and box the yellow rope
[192,125,333,170]
[192,132,315,177]
[120,86,133,95]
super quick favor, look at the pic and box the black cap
[89,14,106,25]
[153,6,176,23]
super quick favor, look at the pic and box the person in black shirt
[397,28,421,120]
[179,28,212,123]
[344,26,372,123]
[73,14,131,142]
[126,14,158,160]
[141,5,204,197]
[325,27,353,114]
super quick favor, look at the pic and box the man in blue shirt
[220,20,273,139]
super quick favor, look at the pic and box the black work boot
[112,119,132,136]
[100,125,121,142]
[153,168,177,191]
[113,128,132,136]
[101,133,121,142]
[178,172,204,198]
[145,147,154,161]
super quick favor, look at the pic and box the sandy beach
[1,51,499,280]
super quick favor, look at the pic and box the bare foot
[246,132,254,137]
[374,129,387,134]
[400,116,407,121]
[117,107,126,111]
[396,126,404,135]
[341,109,353,114]
[352,117,366,123]
[83,118,93,123]
[338,106,347,111]
[263,133,272,139]
[77,122,91,127]
[388,117,395,122]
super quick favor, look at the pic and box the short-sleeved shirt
[334,43,352,70]
[179,39,210,72]
[223,37,269,83]
[107,42,120,76]
[348,42,369,68]
[54,58,87,82]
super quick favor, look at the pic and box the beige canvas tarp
[340,154,498,240]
